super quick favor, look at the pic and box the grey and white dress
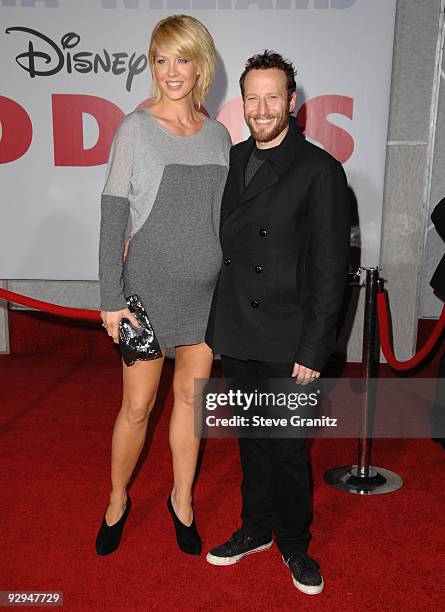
[99,109,231,348]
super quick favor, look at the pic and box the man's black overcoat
[206,117,351,373]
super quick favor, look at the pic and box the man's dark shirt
[244,128,290,186]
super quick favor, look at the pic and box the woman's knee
[173,379,198,408]
[121,396,155,424]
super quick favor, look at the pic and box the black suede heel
[95,495,132,556]
[167,496,202,555]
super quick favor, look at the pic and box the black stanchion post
[324,267,403,495]
[357,267,378,477]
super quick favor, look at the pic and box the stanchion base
[324,465,403,495]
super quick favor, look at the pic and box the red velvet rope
[1,287,445,369]
[377,289,445,370]
[0,288,101,322]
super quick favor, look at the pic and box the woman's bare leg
[169,343,213,525]
[105,353,166,525]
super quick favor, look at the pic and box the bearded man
[205,50,351,595]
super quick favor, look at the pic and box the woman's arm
[99,114,139,341]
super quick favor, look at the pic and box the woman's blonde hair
[148,15,217,106]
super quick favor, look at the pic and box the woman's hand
[123,233,132,261]
[101,308,140,344]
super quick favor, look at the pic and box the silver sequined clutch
[118,295,162,366]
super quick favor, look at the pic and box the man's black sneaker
[283,552,324,595]
[206,529,273,565]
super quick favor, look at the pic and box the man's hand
[101,308,140,344]
[292,363,320,385]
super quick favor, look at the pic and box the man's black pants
[221,355,313,558]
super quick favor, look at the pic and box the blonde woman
[96,15,231,556]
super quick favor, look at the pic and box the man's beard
[246,111,289,143]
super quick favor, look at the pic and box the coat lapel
[221,137,253,220]
[223,117,306,217]
[238,160,280,205]
[223,137,280,212]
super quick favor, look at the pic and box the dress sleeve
[223,129,232,168]
[98,115,134,312]
[212,126,232,238]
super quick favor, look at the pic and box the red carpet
[1,311,444,611]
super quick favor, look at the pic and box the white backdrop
[0,0,396,280]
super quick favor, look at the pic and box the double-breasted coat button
[223,258,231,265]
[259,228,268,237]
[251,299,260,308]
[255,265,263,273]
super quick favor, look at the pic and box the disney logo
[5,26,147,92]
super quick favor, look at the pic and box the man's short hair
[239,50,297,101]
